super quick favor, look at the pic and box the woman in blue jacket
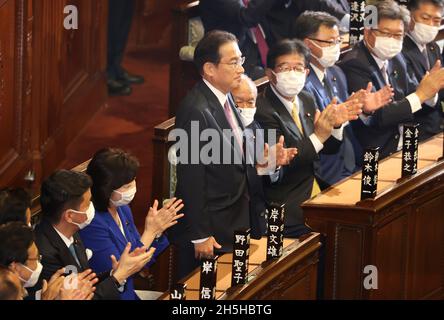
[80,148,184,300]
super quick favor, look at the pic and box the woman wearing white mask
[79,148,184,300]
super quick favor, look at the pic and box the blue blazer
[304,65,361,184]
[79,205,169,300]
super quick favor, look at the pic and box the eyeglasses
[27,254,42,263]
[371,29,404,40]
[308,37,343,45]
[219,56,246,68]
[235,101,256,109]
[275,64,306,73]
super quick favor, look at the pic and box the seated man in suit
[0,222,95,300]
[255,39,362,237]
[0,188,32,226]
[199,0,284,79]
[403,0,444,140]
[170,31,296,279]
[293,11,394,184]
[35,170,155,300]
[232,74,297,239]
[339,0,444,159]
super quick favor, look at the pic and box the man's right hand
[314,104,337,143]
[194,237,222,260]
[111,243,156,285]
[416,60,444,103]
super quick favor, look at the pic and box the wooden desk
[159,233,321,300]
[302,134,444,299]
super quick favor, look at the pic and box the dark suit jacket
[34,218,120,300]
[255,86,341,231]
[199,0,280,78]
[304,65,361,184]
[402,35,444,140]
[268,0,348,41]
[170,80,251,251]
[338,41,417,159]
[244,120,269,239]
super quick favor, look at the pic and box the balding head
[232,74,257,109]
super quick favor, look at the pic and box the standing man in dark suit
[170,31,295,279]
[403,0,444,140]
[199,0,282,79]
[294,11,394,184]
[107,0,144,96]
[35,170,155,300]
[338,0,444,159]
[255,39,362,237]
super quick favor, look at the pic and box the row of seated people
[169,0,444,279]
[1,0,444,300]
[183,0,351,80]
[0,148,184,300]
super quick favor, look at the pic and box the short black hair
[0,266,21,300]
[267,39,311,70]
[408,0,444,11]
[0,222,34,267]
[194,30,238,74]
[292,11,340,40]
[0,188,31,225]
[40,170,92,224]
[87,148,139,212]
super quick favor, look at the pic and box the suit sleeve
[341,63,414,128]
[176,107,212,241]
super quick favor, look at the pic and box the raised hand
[314,104,336,143]
[145,198,184,237]
[111,243,156,285]
[41,268,65,300]
[194,236,222,260]
[349,82,394,114]
[334,98,363,126]
[258,136,298,170]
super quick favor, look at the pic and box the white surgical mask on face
[372,36,403,60]
[110,186,137,207]
[273,70,306,97]
[311,41,341,68]
[19,262,43,288]
[410,19,439,45]
[70,202,95,230]
[238,107,257,127]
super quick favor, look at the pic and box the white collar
[270,84,299,115]
[53,226,74,248]
[310,63,326,83]
[203,78,228,108]
[407,33,427,53]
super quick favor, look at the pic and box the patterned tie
[422,48,430,70]
[242,0,269,66]
[224,100,243,154]
[292,100,321,197]
[381,63,390,85]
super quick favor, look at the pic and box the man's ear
[9,262,20,274]
[303,38,312,50]
[305,68,310,77]
[203,62,215,79]
[265,68,275,83]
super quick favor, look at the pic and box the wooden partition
[159,233,321,300]
[302,134,444,299]
[0,0,108,195]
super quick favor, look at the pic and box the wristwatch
[110,270,126,292]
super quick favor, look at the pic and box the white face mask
[19,262,43,288]
[70,202,95,230]
[110,186,137,207]
[410,20,439,45]
[372,36,403,60]
[238,107,257,126]
[311,41,341,68]
[273,70,306,97]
